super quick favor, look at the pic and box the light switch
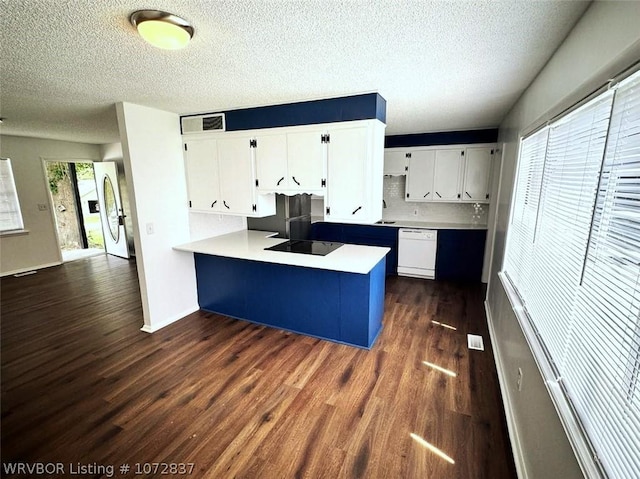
[146,223,154,235]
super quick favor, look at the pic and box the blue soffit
[183,93,386,132]
[384,128,499,148]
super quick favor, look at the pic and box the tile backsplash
[382,176,488,225]
[310,176,489,225]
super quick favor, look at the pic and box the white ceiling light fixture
[130,10,194,50]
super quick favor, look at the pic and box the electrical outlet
[517,367,523,391]
[37,203,48,211]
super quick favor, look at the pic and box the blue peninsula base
[194,253,386,349]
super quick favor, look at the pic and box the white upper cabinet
[286,130,326,194]
[462,147,493,202]
[184,138,221,213]
[325,120,385,224]
[254,132,288,192]
[405,150,436,201]
[396,144,495,204]
[384,149,408,175]
[255,127,326,195]
[433,149,464,201]
[183,134,275,217]
[217,137,256,214]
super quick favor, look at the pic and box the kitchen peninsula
[174,230,389,348]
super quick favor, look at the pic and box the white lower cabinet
[324,120,385,224]
[183,135,275,217]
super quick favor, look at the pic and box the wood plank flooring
[1,255,516,478]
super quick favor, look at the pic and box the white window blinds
[0,158,24,232]
[503,127,548,296]
[502,69,640,479]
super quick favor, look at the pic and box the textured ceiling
[0,0,590,145]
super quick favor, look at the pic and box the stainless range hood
[247,194,311,240]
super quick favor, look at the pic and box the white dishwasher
[397,229,437,279]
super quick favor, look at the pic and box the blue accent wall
[385,128,498,148]
[182,93,386,133]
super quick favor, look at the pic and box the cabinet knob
[211,201,217,208]
[423,192,430,198]
[465,192,472,198]
[292,176,301,186]
[223,201,230,209]
[352,206,362,215]
[435,192,442,198]
[277,177,285,186]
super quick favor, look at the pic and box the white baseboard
[1,261,62,277]
[140,305,200,333]
[485,300,528,479]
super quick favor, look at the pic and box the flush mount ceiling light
[130,10,194,50]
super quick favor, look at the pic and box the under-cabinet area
[384,144,496,203]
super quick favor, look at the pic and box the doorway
[44,161,105,262]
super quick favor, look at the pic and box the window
[0,158,25,233]
[502,69,640,479]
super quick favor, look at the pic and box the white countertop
[372,220,488,230]
[173,229,390,275]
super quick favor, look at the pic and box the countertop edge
[174,230,390,275]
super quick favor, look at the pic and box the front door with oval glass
[94,161,129,258]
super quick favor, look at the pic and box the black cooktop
[264,240,344,256]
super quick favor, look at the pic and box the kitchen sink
[376,220,396,224]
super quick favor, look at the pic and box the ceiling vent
[181,113,226,134]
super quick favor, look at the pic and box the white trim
[497,272,604,479]
[1,261,62,277]
[483,143,506,284]
[0,229,29,237]
[140,305,199,333]
[484,299,528,479]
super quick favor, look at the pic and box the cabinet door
[405,150,435,201]
[287,130,326,193]
[462,147,493,202]
[384,150,408,175]
[433,149,464,201]
[326,126,368,220]
[184,139,221,213]
[255,133,288,191]
[217,137,255,214]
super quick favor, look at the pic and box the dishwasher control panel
[398,229,436,240]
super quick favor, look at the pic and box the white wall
[116,102,200,332]
[487,2,640,478]
[0,135,100,276]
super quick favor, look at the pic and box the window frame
[0,157,27,235]
[501,66,640,479]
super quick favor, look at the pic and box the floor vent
[467,334,484,351]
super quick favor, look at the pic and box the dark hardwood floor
[1,255,516,478]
